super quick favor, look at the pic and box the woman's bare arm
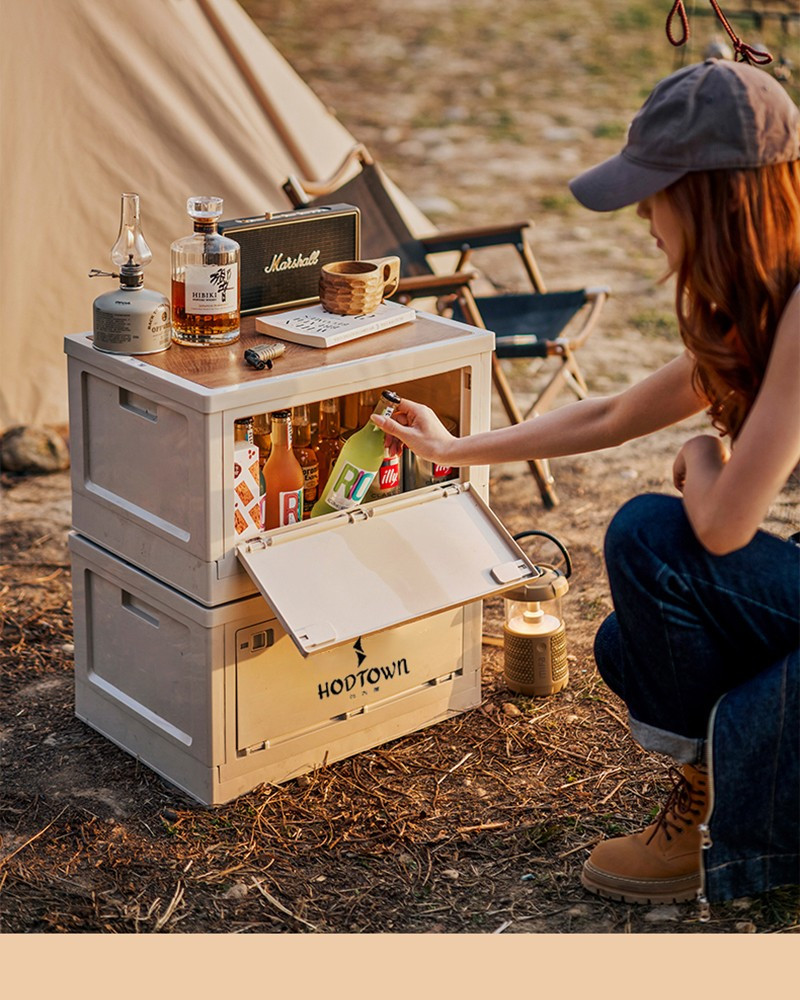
[374,351,705,467]
[676,289,800,554]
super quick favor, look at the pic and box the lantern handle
[513,530,572,579]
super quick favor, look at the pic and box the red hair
[665,161,800,437]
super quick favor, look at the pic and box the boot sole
[581,860,700,905]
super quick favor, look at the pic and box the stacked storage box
[65,313,535,804]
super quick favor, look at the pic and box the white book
[254,300,416,348]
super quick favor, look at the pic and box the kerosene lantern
[89,192,171,355]
[503,530,572,697]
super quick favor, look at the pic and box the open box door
[237,482,537,657]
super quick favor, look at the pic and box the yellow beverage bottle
[311,390,400,517]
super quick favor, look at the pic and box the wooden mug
[319,256,401,316]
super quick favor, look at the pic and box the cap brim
[568,152,686,211]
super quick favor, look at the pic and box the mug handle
[365,256,401,298]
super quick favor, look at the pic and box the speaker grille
[219,204,360,315]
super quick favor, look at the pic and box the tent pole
[195,0,319,181]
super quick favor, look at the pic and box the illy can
[402,416,459,490]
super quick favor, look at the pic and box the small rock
[61,643,75,656]
[565,713,579,724]
[736,921,757,933]
[222,882,249,901]
[566,904,592,917]
[502,702,522,717]
[441,869,460,880]
[1,425,70,473]
[644,904,681,922]
[162,808,179,823]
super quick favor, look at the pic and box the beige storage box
[70,477,535,803]
[65,313,494,606]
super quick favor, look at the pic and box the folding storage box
[65,313,536,804]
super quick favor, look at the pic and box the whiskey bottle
[170,196,240,347]
[291,404,319,519]
[311,391,400,517]
[263,411,305,528]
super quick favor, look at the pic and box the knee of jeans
[594,612,626,699]
[604,493,685,572]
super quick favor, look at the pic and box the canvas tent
[1,0,429,428]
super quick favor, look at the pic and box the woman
[373,59,800,906]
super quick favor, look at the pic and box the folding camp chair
[284,145,609,508]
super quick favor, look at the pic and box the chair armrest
[420,221,533,253]
[394,270,479,299]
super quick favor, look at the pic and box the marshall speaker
[219,203,360,315]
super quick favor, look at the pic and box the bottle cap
[187,196,224,220]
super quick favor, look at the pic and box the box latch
[491,560,532,585]
[294,622,338,650]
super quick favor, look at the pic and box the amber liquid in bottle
[171,196,240,347]
[313,398,343,487]
[252,413,272,467]
[292,405,319,519]
[263,411,305,528]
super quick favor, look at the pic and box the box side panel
[72,366,217,560]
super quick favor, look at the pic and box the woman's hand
[371,398,456,462]
[673,434,730,493]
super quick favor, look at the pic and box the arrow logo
[353,637,367,668]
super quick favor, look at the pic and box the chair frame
[284,145,609,509]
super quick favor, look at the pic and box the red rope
[665,0,773,65]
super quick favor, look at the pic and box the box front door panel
[235,608,464,752]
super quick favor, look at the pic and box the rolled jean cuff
[629,712,705,764]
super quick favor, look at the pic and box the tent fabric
[0,0,430,427]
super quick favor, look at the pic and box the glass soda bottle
[311,390,400,517]
[292,404,319,519]
[313,397,343,487]
[234,416,266,529]
[170,196,240,347]
[252,413,272,467]
[263,410,305,528]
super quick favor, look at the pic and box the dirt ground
[1,1,799,936]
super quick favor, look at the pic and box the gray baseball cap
[569,58,800,212]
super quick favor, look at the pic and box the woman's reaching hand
[371,398,456,462]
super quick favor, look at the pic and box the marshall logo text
[264,250,321,274]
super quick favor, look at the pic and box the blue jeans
[594,494,800,763]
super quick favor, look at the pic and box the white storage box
[65,313,494,606]
[70,531,506,805]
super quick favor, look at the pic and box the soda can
[402,416,459,491]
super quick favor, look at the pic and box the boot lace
[645,766,706,845]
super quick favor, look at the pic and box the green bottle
[310,390,400,517]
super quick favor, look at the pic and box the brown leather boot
[581,763,709,904]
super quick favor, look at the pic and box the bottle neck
[192,219,218,234]
[234,419,254,443]
[319,402,340,438]
[272,418,292,450]
[372,395,398,421]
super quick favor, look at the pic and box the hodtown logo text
[317,646,410,701]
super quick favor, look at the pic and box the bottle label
[432,463,454,479]
[378,456,400,490]
[184,264,238,315]
[324,462,376,510]
[279,489,303,526]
